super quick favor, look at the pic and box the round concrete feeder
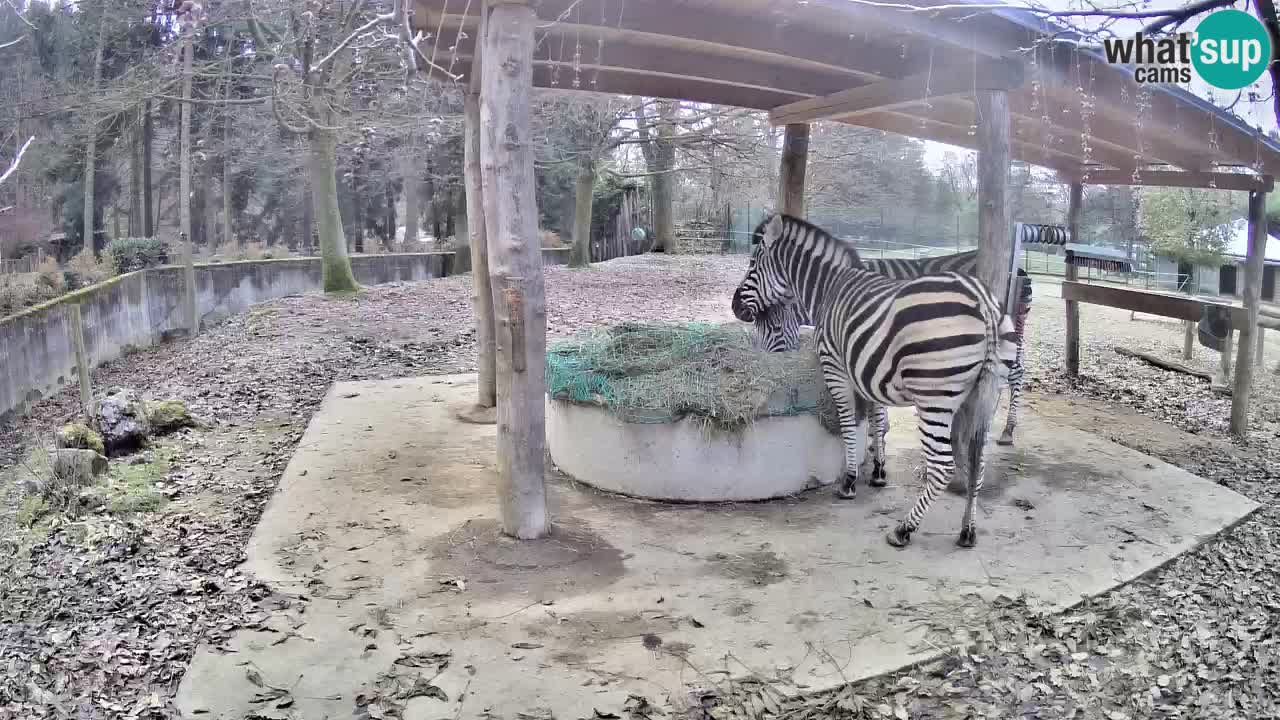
[545,387,845,502]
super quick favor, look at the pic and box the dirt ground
[3,255,1280,718]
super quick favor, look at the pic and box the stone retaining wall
[1,249,572,421]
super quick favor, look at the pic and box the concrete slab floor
[177,374,1259,720]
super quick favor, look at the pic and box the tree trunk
[81,13,107,256]
[222,50,234,249]
[179,29,193,249]
[480,1,548,539]
[143,100,154,237]
[351,160,365,253]
[445,187,455,239]
[643,102,676,252]
[301,168,314,253]
[465,91,496,409]
[401,148,419,249]
[383,181,396,250]
[310,130,358,293]
[129,111,143,237]
[571,156,593,267]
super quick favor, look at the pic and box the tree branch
[0,135,35,186]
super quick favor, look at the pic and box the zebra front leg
[821,365,866,499]
[886,408,956,548]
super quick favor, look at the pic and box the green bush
[106,237,170,274]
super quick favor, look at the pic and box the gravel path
[3,256,1280,718]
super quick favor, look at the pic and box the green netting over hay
[546,321,839,430]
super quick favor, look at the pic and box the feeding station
[411,0,1280,538]
[542,322,844,501]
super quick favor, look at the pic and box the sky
[916,0,1278,170]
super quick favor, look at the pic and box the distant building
[1150,219,1280,301]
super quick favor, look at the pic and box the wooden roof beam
[1066,169,1274,192]
[1037,46,1280,175]
[416,0,937,86]
[798,0,1029,60]
[882,99,1144,172]
[768,58,1024,126]
[852,111,1090,177]
[444,35,882,100]
[1007,91,1215,172]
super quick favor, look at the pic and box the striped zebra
[752,250,1033,467]
[732,213,1019,548]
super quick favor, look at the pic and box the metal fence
[0,249,49,275]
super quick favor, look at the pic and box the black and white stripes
[752,247,1034,450]
[732,213,1019,549]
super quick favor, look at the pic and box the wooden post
[67,303,94,419]
[1231,189,1268,436]
[1064,183,1083,376]
[479,0,549,539]
[465,79,496,412]
[182,231,198,335]
[778,123,809,215]
[1256,327,1265,366]
[974,90,1012,304]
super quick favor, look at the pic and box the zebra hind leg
[821,364,866,499]
[869,405,888,487]
[886,407,956,548]
[958,374,999,547]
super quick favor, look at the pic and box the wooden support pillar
[464,10,496,414]
[67,303,94,419]
[778,123,809,215]
[1256,327,1265,366]
[974,90,1012,309]
[1064,183,1083,377]
[479,0,549,539]
[1231,189,1268,436]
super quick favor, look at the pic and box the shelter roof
[413,0,1280,180]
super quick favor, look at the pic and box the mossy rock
[146,399,194,435]
[55,422,106,455]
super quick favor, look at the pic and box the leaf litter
[1,263,1280,717]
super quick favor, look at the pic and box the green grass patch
[102,445,176,516]
[16,495,52,529]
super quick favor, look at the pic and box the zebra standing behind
[752,250,1033,481]
[732,213,1019,548]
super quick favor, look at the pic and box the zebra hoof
[835,473,857,499]
[996,428,1015,446]
[869,461,887,487]
[885,526,911,548]
[957,526,978,548]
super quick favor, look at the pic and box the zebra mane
[751,213,864,267]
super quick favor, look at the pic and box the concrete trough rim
[544,394,845,502]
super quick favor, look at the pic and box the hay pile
[545,321,838,430]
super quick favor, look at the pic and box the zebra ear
[761,214,785,248]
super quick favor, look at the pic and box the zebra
[751,250,1033,486]
[731,213,1019,548]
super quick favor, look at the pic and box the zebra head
[732,213,795,324]
[751,302,804,352]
